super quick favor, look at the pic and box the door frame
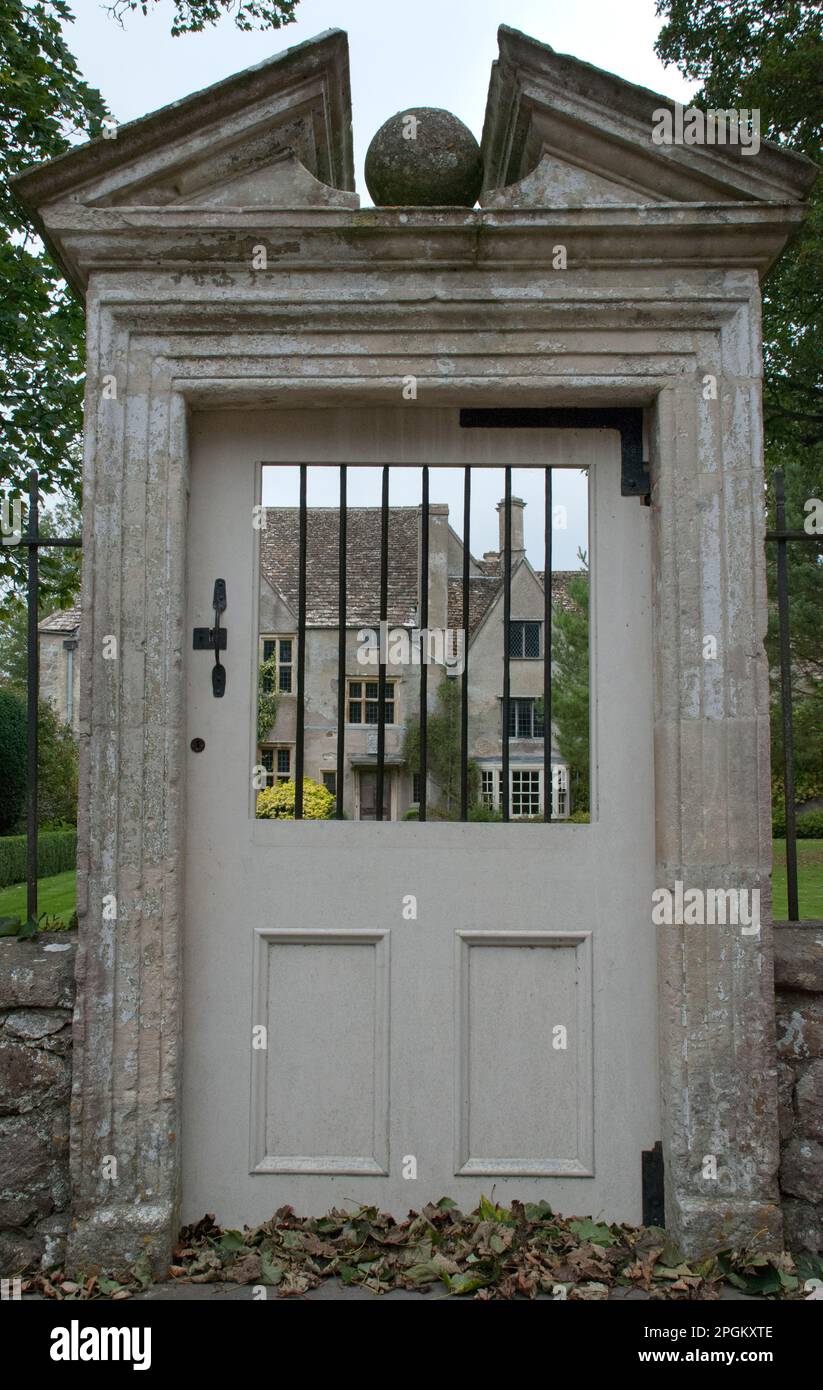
[66,275,779,1271]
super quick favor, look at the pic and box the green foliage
[0,1,107,587]
[256,777,334,820]
[403,676,480,819]
[467,802,502,822]
[772,809,823,840]
[0,498,81,651]
[0,688,27,831]
[546,562,590,815]
[0,692,77,834]
[0,829,77,888]
[37,698,78,826]
[2,1,299,598]
[256,655,280,743]
[106,0,299,35]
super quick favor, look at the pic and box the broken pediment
[13,28,355,215]
[480,26,817,208]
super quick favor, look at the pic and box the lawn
[0,869,76,927]
[0,841,820,930]
[772,838,823,922]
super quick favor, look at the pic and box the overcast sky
[64,0,695,196]
[60,1,695,566]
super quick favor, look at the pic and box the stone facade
[775,922,823,1252]
[38,607,81,738]
[0,936,75,1274]
[258,497,573,820]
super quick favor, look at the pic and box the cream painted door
[182,407,657,1226]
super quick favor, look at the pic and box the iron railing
[285,461,558,822]
[14,470,82,922]
[766,468,823,922]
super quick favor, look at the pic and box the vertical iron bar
[26,471,39,923]
[419,467,429,823]
[502,468,512,822]
[543,467,552,821]
[376,465,389,821]
[775,471,798,921]
[294,465,307,819]
[336,466,347,819]
[460,467,471,820]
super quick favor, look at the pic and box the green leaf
[131,1250,153,1289]
[0,916,21,936]
[218,1229,248,1253]
[405,1261,444,1286]
[96,1276,123,1295]
[523,1200,554,1222]
[569,1218,618,1247]
[260,1251,283,1286]
[445,1270,492,1296]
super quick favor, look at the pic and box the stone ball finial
[364,108,483,208]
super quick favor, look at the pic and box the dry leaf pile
[22,1196,823,1300]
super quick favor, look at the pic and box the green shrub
[569,810,591,823]
[256,778,334,820]
[0,829,77,889]
[468,802,502,822]
[403,807,420,820]
[773,810,823,840]
[0,690,27,833]
[36,701,78,828]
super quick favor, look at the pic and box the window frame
[508,620,542,660]
[511,768,541,818]
[347,677,397,726]
[504,697,545,739]
[259,744,292,787]
[259,634,294,694]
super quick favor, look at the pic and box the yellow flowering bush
[256,777,335,820]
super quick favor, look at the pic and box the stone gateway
[11,25,816,1273]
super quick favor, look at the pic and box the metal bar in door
[419,466,429,823]
[336,465,347,819]
[502,467,512,823]
[543,466,552,822]
[461,466,471,821]
[294,465,307,819]
[376,465,389,821]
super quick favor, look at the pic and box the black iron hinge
[193,578,228,697]
[642,1141,665,1227]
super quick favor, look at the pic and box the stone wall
[0,934,75,1274]
[774,922,823,1253]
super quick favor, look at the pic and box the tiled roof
[447,566,588,635]
[538,570,588,614]
[447,575,501,637]
[261,507,420,627]
[260,508,588,632]
[38,605,81,633]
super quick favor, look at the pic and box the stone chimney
[496,496,526,556]
[418,502,449,631]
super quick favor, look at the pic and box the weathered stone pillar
[652,300,783,1252]
[68,324,188,1272]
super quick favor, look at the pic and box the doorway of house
[182,406,657,1226]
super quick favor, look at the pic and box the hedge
[772,810,823,840]
[0,830,77,889]
[0,691,27,833]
